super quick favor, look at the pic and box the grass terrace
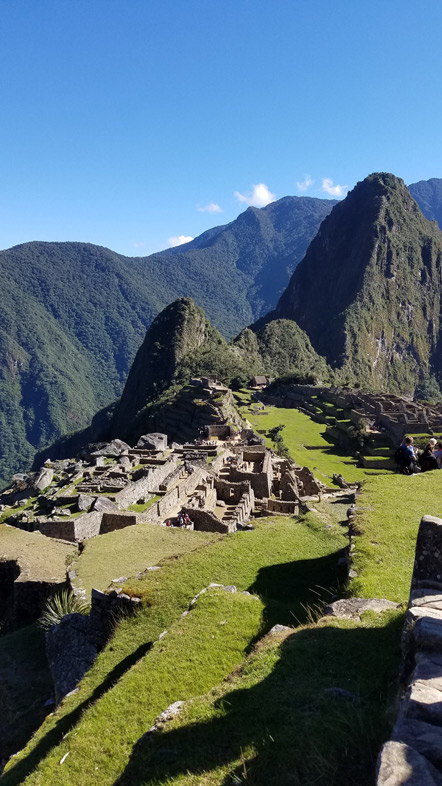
[0,524,75,582]
[2,514,348,786]
[73,522,219,597]
[350,470,442,602]
[128,494,160,513]
[242,403,376,483]
[118,611,402,786]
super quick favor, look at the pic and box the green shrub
[38,590,88,631]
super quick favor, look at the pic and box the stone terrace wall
[100,512,137,534]
[230,449,272,498]
[157,486,179,518]
[182,507,232,534]
[39,511,102,542]
[115,458,178,509]
[377,514,442,785]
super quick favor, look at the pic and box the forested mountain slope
[1,196,334,485]
[273,173,442,393]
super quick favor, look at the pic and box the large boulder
[33,467,54,492]
[136,433,168,451]
[92,496,117,513]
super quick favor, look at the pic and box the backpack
[394,446,406,466]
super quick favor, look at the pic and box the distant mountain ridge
[409,178,442,228]
[0,196,335,486]
[3,175,442,486]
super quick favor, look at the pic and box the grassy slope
[74,524,219,598]
[0,525,75,582]
[243,403,372,483]
[350,471,442,601]
[120,613,402,786]
[3,515,347,786]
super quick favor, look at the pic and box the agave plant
[38,589,89,631]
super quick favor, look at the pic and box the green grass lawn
[3,514,347,786]
[350,471,442,602]
[74,523,219,598]
[11,590,265,786]
[119,611,402,786]
[0,524,75,582]
[243,405,375,482]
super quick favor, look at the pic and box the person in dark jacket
[395,436,418,474]
[419,442,438,472]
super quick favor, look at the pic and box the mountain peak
[275,172,442,391]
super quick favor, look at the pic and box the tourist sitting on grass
[418,442,439,472]
[395,436,418,474]
[433,441,442,468]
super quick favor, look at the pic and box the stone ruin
[265,382,442,449]
[377,514,442,785]
[0,420,337,551]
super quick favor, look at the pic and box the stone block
[377,741,442,785]
[412,516,442,587]
[414,616,442,651]
[92,496,117,513]
[403,682,442,726]
[393,718,442,768]
[323,597,399,619]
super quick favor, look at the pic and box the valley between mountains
[3,173,442,785]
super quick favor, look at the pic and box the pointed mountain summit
[112,297,253,442]
[274,172,442,392]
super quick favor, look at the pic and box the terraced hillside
[5,374,442,783]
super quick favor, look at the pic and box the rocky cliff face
[274,173,442,393]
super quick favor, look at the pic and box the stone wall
[115,458,177,509]
[177,467,207,499]
[100,512,137,534]
[265,499,299,514]
[215,478,252,505]
[182,507,232,534]
[206,424,232,439]
[230,449,272,499]
[377,514,442,785]
[157,486,179,518]
[38,511,102,542]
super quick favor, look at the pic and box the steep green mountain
[409,177,442,229]
[235,320,330,381]
[273,172,442,393]
[151,195,336,327]
[0,198,335,486]
[110,298,254,444]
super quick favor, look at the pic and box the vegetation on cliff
[0,197,334,487]
[273,172,442,394]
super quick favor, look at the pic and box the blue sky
[1,0,442,256]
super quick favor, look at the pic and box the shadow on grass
[1,549,350,784]
[248,550,347,633]
[113,616,403,786]
[1,641,152,786]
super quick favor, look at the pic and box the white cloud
[168,235,194,247]
[133,241,146,249]
[197,202,223,214]
[296,175,314,192]
[321,178,348,197]
[234,183,276,207]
